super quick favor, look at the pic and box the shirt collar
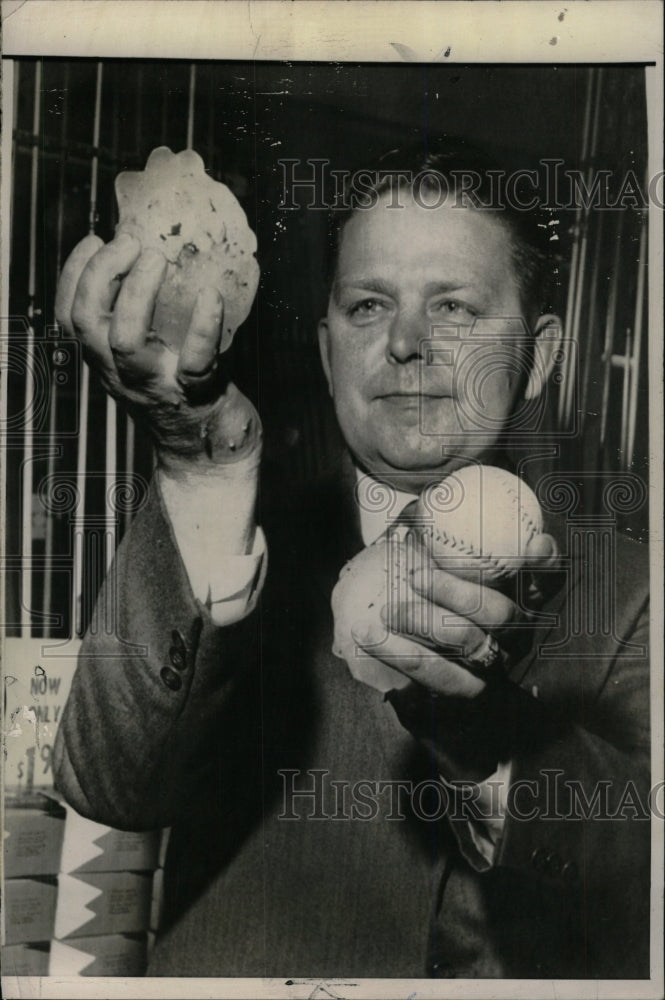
[355,468,419,546]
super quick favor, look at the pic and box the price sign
[3,638,80,794]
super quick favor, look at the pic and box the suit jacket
[54,459,651,979]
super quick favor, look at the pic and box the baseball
[415,464,543,584]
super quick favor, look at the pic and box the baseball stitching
[426,478,540,578]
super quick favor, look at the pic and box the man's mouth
[375,391,451,400]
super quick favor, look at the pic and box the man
[53,142,650,979]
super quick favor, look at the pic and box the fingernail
[197,285,224,315]
[351,622,369,644]
[201,285,223,303]
[351,621,380,646]
[528,532,556,560]
[115,232,137,248]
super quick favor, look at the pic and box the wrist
[153,382,262,473]
[387,675,561,779]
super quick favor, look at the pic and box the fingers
[381,600,486,658]
[410,562,518,630]
[55,234,105,333]
[409,533,560,623]
[109,248,167,380]
[72,234,142,360]
[351,623,486,698]
[525,532,561,604]
[178,287,224,379]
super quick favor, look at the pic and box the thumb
[525,532,562,605]
[526,531,558,567]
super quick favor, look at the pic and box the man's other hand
[351,530,559,700]
[351,531,559,779]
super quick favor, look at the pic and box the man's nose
[386,309,429,364]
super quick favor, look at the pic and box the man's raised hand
[55,233,262,470]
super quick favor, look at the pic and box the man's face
[318,191,548,492]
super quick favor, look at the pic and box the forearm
[53,475,261,830]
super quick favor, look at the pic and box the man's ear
[525,314,563,400]
[317,318,334,397]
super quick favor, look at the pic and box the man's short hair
[325,137,561,323]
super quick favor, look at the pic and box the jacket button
[531,846,550,873]
[169,646,187,671]
[561,860,579,885]
[160,666,182,691]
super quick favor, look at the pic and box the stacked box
[3,639,166,976]
[54,870,153,939]
[3,794,63,971]
[57,800,160,874]
[3,877,58,945]
[4,794,66,877]
[1,942,51,977]
[49,933,148,976]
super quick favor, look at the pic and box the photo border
[2,3,663,999]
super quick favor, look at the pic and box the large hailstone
[115,146,260,354]
[331,536,414,694]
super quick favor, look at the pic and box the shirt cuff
[207,529,267,626]
[467,760,512,864]
[441,759,512,868]
[158,469,267,627]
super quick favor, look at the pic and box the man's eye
[347,298,384,319]
[435,299,476,317]
[432,299,478,326]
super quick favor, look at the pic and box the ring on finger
[464,632,504,670]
